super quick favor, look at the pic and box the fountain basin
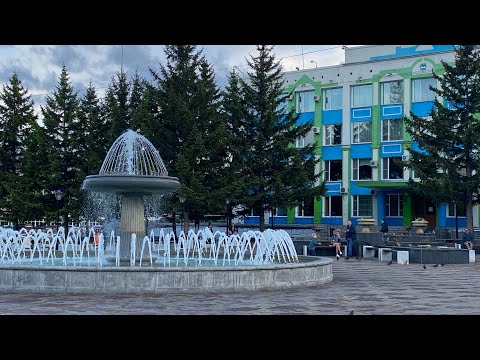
[0,256,332,294]
[83,174,180,195]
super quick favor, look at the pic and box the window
[296,136,305,148]
[324,124,342,145]
[277,93,289,114]
[382,119,403,141]
[448,201,466,217]
[296,90,315,113]
[412,169,420,180]
[382,157,403,180]
[324,160,342,181]
[385,194,403,216]
[413,77,436,102]
[323,87,342,110]
[351,84,372,108]
[352,121,372,143]
[297,196,314,216]
[352,195,372,217]
[276,207,287,216]
[353,159,372,181]
[382,80,404,105]
[324,196,342,217]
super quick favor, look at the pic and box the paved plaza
[0,256,479,315]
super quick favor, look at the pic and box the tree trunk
[259,198,265,232]
[183,211,189,234]
[467,191,474,236]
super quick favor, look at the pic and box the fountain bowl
[83,174,180,195]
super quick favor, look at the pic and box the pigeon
[432,264,439,268]
[348,310,354,315]
[423,265,427,270]
[387,260,393,265]
[440,263,446,267]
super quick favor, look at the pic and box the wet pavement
[0,255,479,315]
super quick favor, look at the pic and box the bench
[363,246,409,264]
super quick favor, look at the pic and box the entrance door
[412,195,436,226]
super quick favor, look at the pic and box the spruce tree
[103,68,131,146]
[238,45,326,231]
[404,45,480,236]
[41,65,83,228]
[0,73,38,227]
[129,69,145,132]
[78,82,107,176]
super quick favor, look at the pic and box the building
[245,45,478,228]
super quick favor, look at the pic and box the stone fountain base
[0,257,332,294]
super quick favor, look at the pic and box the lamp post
[310,60,318,68]
[179,195,186,234]
[225,198,231,234]
[454,201,459,240]
[52,189,64,229]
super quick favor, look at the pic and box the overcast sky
[0,45,356,114]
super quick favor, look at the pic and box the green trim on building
[403,193,412,226]
[371,105,380,148]
[342,146,351,219]
[287,207,295,224]
[314,196,321,224]
[354,181,408,188]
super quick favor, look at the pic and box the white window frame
[382,119,403,142]
[447,202,466,217]
[382,157,404,180]
[352,121,372,143]
[296,90,315,113]
[324,196,343,217]
[324,124,342,146]
[296,136,305,148]
[385,194,403,217]
[381,80,404,105]
[323,87,343,110]
[412,77,436,102]
[352,158,372,181]
[324,160,342,182]
[352,195,372,217]
[351,84,373,108]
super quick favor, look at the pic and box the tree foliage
[404,45,480,235]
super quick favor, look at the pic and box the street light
[52,189,64,229]
[310,60,318,68]
[225,198,231,234]
[179,195,186,234]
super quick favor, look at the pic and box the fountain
[82,129,180,264]
[0,130,333,294]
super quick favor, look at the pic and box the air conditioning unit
[402,155,409,161]
[370,189,377,195]
[312,126,320,134]
[340,187,347,193]
[370,160,377,167]
[288,94,294,101]
[313,95,320,102]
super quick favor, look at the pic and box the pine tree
[103,68,131,146]
[129,69,145,132]
[238,45,326,231]
[221,69,250,219]
[78,82,107,176]
[149,45,226,232]
[41,65,82,228]
[404,45,480,236]
[0,73,39,227]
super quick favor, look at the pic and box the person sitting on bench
[332,228,343,260]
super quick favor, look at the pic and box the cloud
[0,45,351,117]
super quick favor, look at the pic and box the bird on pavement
[433,264,439,268]
[348,310,354,315]
[387,260,393,265]
[423,265,426,270]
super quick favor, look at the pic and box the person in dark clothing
[380,218,389,243]
[345,220,356,259]
[308,233,318,256]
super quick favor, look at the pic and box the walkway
[0,256,478,314]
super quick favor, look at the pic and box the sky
[0,45,356,115]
